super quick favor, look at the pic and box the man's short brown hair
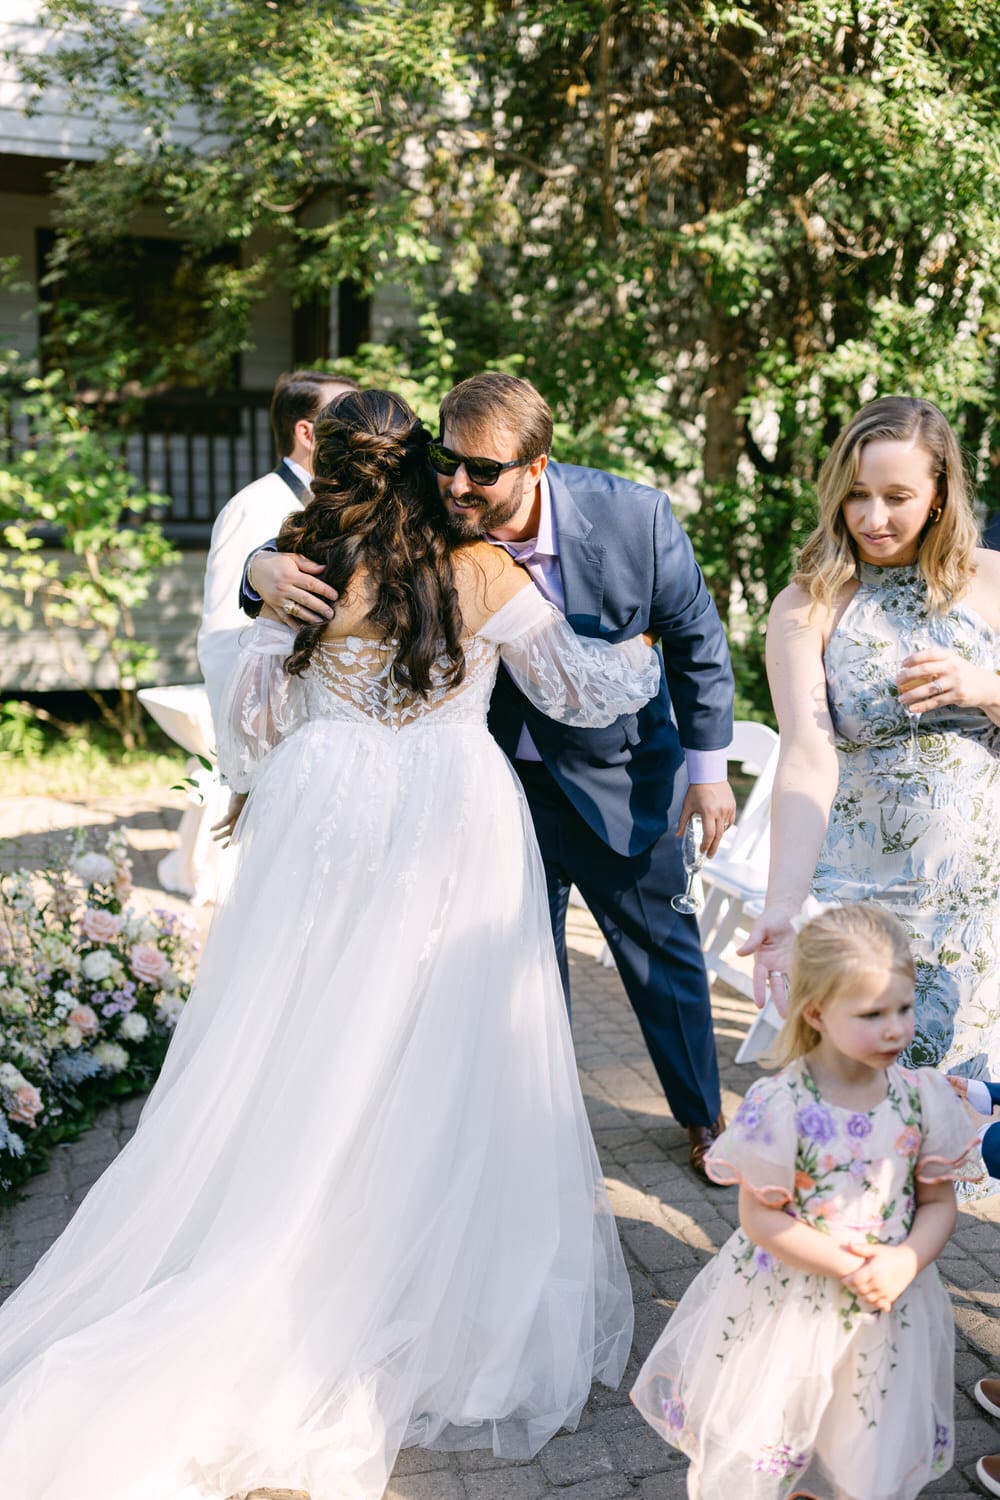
[270,370,361,457]
[439,373,553,462]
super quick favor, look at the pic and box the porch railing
[2,388,279,547]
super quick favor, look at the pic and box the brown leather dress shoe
[688,1113,726,1183]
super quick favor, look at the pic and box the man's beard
[441,471,527,542]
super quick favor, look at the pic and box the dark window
[36,229,240,397]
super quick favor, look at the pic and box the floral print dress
[815,563,1000,1085]
[630,1062,980,1500]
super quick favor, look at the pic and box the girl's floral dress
[630,1062,980,1500]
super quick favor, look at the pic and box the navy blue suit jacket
[238,462,734,858]
[488,463,734,857]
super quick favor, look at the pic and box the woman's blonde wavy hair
[793,396,979,615]
[771,903,915,1067]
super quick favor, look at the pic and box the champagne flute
[671,813,706,914]
[896,642,933,766]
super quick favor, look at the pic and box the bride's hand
[212,793,248,847]
[737,907,797,1011]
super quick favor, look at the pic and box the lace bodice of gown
[304,631,500,730]
[217,586,662,792]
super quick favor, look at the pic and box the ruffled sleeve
[705,1074,798,1205]
[479,587,661,728]
[911,1068,985,1185]
[216,618,308,793]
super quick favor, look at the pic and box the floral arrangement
[0,828,192,1196]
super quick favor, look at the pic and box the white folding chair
[698,720,780,1003]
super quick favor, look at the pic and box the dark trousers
[516,760,722,1130]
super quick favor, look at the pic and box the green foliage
[0,370,180,748]
[14,0,1000,714]
[0,709,186,798]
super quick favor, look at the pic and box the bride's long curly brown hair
[276,389,465,693]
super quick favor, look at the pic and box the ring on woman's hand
[285,601,299,619]
[932,678,943,694]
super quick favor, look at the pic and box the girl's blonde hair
[772,903,915,1066]
[793,396,979,615]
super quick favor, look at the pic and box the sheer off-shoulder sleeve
[479,587,661,728]
[216,618,307,792]
[911,1068,985,1185]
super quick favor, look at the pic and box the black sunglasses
[427,440,536,488]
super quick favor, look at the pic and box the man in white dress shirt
[197,369,359,728]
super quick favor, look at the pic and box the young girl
[630,903,981,1500]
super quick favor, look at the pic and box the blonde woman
[742,396,1000,1098]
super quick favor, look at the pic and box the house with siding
[0,1,407,690]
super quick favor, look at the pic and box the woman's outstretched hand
[212,793,248,847]
[737,907,797,1011]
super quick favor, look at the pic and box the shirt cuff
[966,1079,995,1116]
[683,748,729,785]
[244,543,278,603]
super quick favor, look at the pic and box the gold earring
[928,505,943,524]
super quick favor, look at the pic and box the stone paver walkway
[1,795,997,1498]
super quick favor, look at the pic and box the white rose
[62,1023,84,1050]
[156,993,185,1027]
[93,1041,129,1074]
[0,1062,26,1088]
[118,1011,149,1042]
[71,853,117,886]
[81,949,115,983]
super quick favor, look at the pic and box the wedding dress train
[0,588,658,1499]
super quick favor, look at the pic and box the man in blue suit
[241,373,736,1179]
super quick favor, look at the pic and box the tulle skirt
[0,719,633,1498]
[631,1229,955,1500]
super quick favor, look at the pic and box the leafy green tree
[445,0,1000,708]
[0,370,179,749]
[14,0,1000,714]
[18,0,479,386]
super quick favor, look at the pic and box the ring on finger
[285,601,300,619]
[932,677,943,694]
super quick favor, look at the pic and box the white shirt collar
[494,471,556,558]
[283,456,312,487]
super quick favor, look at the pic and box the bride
[0,389,661,1500]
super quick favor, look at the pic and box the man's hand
[249,550,337,625]
[212,793,248,847]
[678,781,737,859]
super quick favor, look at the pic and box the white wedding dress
[0,587,660,1500]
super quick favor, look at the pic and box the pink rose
[7,1083,43,1128]
[81,907,123,944]
[130,943,169,985]
[67,1004,100,1039]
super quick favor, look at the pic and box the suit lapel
[275,460,308,502]
[548,465,605,634]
